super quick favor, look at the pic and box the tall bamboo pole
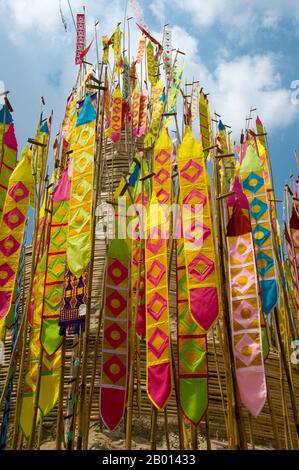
[150,406,158,450]
[273,307,299,439]
[11,162,50,448]
[213,154,248,449]
[27,346,44,449]
[55,337,66,450]
[125,155,145,449]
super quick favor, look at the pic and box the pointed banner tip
[40,120,49,134]
[4,123,18,152]
[0,105,13,125]
[218,120,225,131]
[256,115,263,126]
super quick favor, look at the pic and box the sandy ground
[39,416,229,451]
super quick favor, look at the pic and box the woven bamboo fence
[1,134,299,449]
[0,240,298,449]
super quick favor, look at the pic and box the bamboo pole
[188,424,196,450]
[247,413,255,450]
[150,406,158,450]
[265,375,281,449]
[211,326,229,439]
[273,307,299,439]
[56,337,66,450]
[164,407,170,450]
[27,346,44,449]
[67,334,83,450]
[205,414,211,450]
[37,420,43,450]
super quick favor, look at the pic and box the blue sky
[1,0,299,203]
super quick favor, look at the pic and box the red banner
[75,13,86,65]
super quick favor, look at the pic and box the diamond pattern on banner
[3,207,25,230]
[240,159,278,315]
[0,147,33,320]
[145,193,172,410]
[40,171,70,355]
[180,159,202,183]
[148,327,169,358]
[0,263,14,287]
[176,236,208,425]
[177,127,219,333]
[147,292,167,321]
[67,96,96,278]
[8,182,29,203]
[106,289,127,317]
[100,227,130,430]
[227,204,267,417]
[286,222,299,327]
[103,354,126,384]
[0,235,20,257]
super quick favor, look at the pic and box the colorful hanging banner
[144,80,165,148]
[33,115,51,183]
[0,123,18,220]
[176,237,208,425]
[289,206,299,327]
[75,13,86,65]
[147,41,156,86]
[227,176,270,359]
[255,116,271,190]
[163,27,172,84]
[284,222,299,327]
[136,34,146,64]
[137,89,148,138]
[191,83,200,123]
[67,94,96,278]
[165,64,184,128]
[102,35,110,64]
[40,170,70,355]
[59,269,88,334]
[111,25,124,74]
[130,157,150,340]
[123,58,129,100]
[132,83,141,138]
[226,202,267,417]
[100,182,130,430]
[153,126,172,206]
[130,0,150,33]
[240,144,278,315]
[0,233,25,448]
[145,194,172,410]
[177,127,219,332]
[0,145,34,319]
[20,254,62,437]
[104,70,111,131]
[109,87,123,143]
[199,91,212,152]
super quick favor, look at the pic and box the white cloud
[0,0,298,150]
[168,33,298,134]
[151,0,299,32]
[2,0,125,44]
[209,54,297,133]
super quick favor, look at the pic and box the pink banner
[75,14,86,65]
